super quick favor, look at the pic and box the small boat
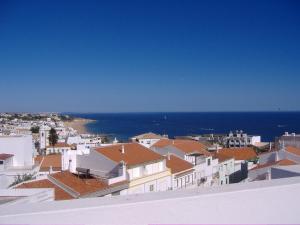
[277,125,287,128]
[201,128,214,131]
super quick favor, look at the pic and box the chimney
[167,152,171,160]
[121,145,125,154]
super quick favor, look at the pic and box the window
[149,184,154,192]
[186,175,190,183]
[0,161,3,165]
[207,158,211,166]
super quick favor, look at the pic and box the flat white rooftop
[1,177,300,224]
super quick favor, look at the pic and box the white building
[67,135,102,149]
[131,132,168,148]
[0,135,36,188]
[213,152,235,185]
[151,139,218,186]
[0,135,34,168]
[77,143,172,195]
[224,130,261,147]
[165,154,195,189]
[45,143,72,155]
[39,126,51,149]
[2,177,300,224]
[216,147,258,182]
[62,144,90,173]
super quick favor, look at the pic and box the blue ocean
[70,112,300,142]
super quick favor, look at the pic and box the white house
[216,147,258,182]
[131,132,168,148]
[62,144,90,173]
[0,135,34,168]
[165,154,195,190]
[77,143,172,195]
[67,135,102,149]
[151,139,218,186]
[45,143,72,155]
[213,152,235,185]
[0,135,36,188]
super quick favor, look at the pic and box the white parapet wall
[0,188,54,205]
[1,177,300,224]
[0,135,34,167]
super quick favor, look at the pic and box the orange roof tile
[132,132,166,139]
[0,153,14,160]
[213,152,233,163]
[16,179,73,201]
[165,154,194,174]
[50,171,109,196]
[46,143,71,148]
[285,146,300,156]
[153,139,211,156]
[251,159,297,170]
[35,154,61,172]
[95,143,164,166]
[217,147,257,161]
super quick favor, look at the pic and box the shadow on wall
[229,162,248,183]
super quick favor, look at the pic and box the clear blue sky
[0,0,300,112]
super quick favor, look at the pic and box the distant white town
[1,113,300,224]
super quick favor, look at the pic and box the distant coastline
[67,112,300,142]
[63,118,96,134]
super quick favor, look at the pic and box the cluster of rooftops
[10,132,300,201]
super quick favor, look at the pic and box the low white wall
[1,177,300,224]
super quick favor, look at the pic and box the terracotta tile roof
[50,171,109,196]
[16,179,73,201]
[35,154,62,172]
[152,139,173,148]
[285,146,300,156]
[153,139,211,156]
[165,154,194,174]
[132,132,166,140]
[251,159,297,170]
[46,143,71,148]
[95,143,164,166]
[217,147,257,161]
[0,153,14,160]
[213,152,233,163]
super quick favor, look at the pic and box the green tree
[49,128,58,146]
[30,126,40,133]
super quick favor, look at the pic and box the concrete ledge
[1,177,300,224]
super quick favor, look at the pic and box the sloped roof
[251,159,298,171]
[213,152,233,163]
[16,179,73,201]
[217,147,257,161]
[35,154,62,172]
[46,143,71,148]
[50,171,109,196]
[0,153,14,160]
[285,146,300,156]
[165,154,194,174]
[132,132,166,140]
[153,139,211,156]
[95,143,164,166]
